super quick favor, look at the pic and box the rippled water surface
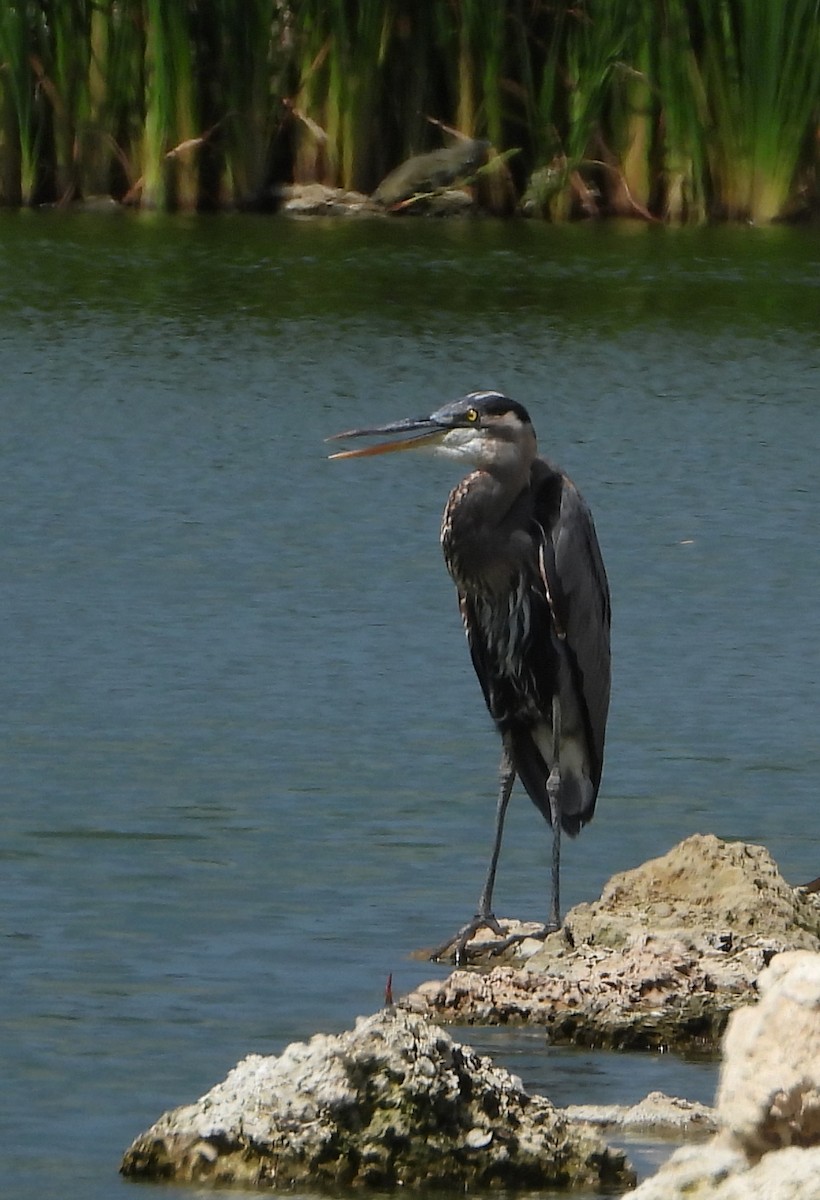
[1,212,819,1199]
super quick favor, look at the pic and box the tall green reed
[140,0,198,209]
[651,0,709,223]
[0,0,817,218]
[695,0,820,221]
[201,1,284,207]
[0,0,47,203]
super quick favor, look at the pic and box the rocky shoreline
[404,834,820,1052]
[120,836,820,1196]
[71,140,552,220]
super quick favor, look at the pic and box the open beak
[327,416,446,460]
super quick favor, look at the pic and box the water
[1,212,819,1199]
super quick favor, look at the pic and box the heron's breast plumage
[441,472,553,728]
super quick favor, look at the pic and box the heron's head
[328,391,537,478]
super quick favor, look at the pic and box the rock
[276,183,376,216]
[565,1090,717,1136]
[404,837,820,1051]
[404,932,743,1050]
[629,951,820,1198]
[120,1007,634,1192]
[717,950,820,1155]
[562,835,820,951]
[372,139,490,208]
[521,164,567,217]
[419,917,548,965]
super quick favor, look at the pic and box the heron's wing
[533,465,611,792]
[458,593,496,716]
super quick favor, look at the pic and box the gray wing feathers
[551,480,611,790]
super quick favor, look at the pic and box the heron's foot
[430,915,552,966]
[429,914,506,965]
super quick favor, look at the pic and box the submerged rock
[630,951,820,1198]
[405,836,820,1051]
[565,1090,717,1137]
[121,1007,633,1192]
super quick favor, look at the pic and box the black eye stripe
[481,401,530,422]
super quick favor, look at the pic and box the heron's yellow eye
[465,408,479,423]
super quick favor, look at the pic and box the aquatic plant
[694,0,820,222]
[0,0,817,220]
[0,0,47,203]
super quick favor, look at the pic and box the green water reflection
[2,212,819,338]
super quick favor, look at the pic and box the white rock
[566,1090,717,1135]
[718,949,820,1155]
[631,951,820,1198]
[121,1007,633,1191]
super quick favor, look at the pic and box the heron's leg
[476,748,516,917]
[546,695,562,930]
[429,750,516,964]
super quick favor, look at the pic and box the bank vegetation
[1,0,819,221]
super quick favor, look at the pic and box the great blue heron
[328,391,611,962]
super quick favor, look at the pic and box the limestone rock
[398,187,477,216]
[406,837,820,1050]
[630,951,820,1198]
[631,1143,820,1200]
[121,1007,633,1192]
[717,950,820,1155]
[566,1090,717,1136]
[276,183,375,216]
[405,930,746,1049]
[561,834,820,951]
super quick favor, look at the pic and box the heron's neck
[441,468,530,594]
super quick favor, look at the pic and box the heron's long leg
[546,695,562,930]
[429,750,516,964]
[476,748,516,917]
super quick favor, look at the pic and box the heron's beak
[327,417,446,460]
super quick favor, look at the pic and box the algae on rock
[121,1007,634,1191]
